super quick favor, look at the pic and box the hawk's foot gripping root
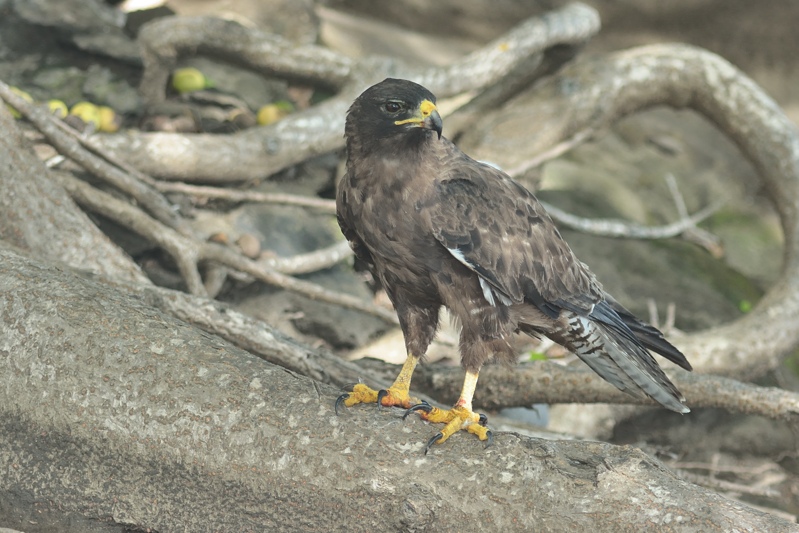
[335,354,420,414]
[404,403,493,454]
[335,383,417,414]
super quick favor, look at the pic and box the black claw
[478,413,489,426]
[485,430,494,449]
[376,389,388,410]
[334,393,350,415]
[424,432,443,455]
[402,401,432,420]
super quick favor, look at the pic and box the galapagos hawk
[336,78,692,452]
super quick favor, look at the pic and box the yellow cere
[394,99,438,126]
[419,99,436,117]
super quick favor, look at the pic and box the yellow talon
[407,371,493,452]
[334,358,494,453]
[337,382,418,411]
[467,422,491,441]
[336,353,421,413]
[419,405,488,444]
[343,383,379,407]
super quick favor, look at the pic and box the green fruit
[172,67,207,94]
[47,99,68,119]
[69,101,101,127]
[98,106,121,132]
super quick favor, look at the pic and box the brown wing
[336,172,375,271]
[428,151,603,318]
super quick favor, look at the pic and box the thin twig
[541,199,724,239]
[57,172,206,295]
[665,172,690,220]
[258,240,353,275]
[675,470,781,499]
[664,172,725,255]
[57,173,397,324]
[156,177,724,245]
[156,183,354,275]
[672,461,783,476]
[0,80,188,234]
[506,128,596,176]
[156,181,337,213]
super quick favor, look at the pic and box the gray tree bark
[0,108,147,284]
[0,247,794,532]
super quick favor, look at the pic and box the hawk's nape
[336,78,691,453]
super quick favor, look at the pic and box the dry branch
[105,277,799,425]
[0,104,148,284]
[471,44,799,377]
[92,3,601,182]
[154,181,338,212]
[0,81,188,233]
[396,361,799,422]
[0,246,793,533]
[0,83,383,310]
[57,171,397,322]
[540,198,721,240]
[137,16,355,106]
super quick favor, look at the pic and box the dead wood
[105,277,799,425]
[0,4,798,528]
[483,44,799,377]
[0,106,148,284]
[0,246,794,533]
[92,3,601,182]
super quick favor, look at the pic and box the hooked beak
[395,99,443,139]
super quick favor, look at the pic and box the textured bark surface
[0,108,147,284]
[0,247,794,533]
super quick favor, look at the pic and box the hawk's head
[345,79,443,153]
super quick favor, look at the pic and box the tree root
[92,3,601,182]
[0,2,798,451]
[1,246,795,533]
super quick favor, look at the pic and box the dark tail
[551,300,691,413]
[606,298,692,371]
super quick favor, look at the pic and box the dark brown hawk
[336,78,692,452]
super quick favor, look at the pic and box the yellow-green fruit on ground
[6,87,33,119]
[172,67,207,94]
[256,100,294,125]
[98,106,121,132]
[47,100,68,118]
[70,101,101,127]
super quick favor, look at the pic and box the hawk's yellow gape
[394,99,437,126]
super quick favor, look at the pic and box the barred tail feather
[606,297,692,371]
[555,309,689,413]
[593,319,689,413]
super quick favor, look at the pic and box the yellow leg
[336,353,420,412]
[406,370,492,452]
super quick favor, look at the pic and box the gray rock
[13,0,140,63]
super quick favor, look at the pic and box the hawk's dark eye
[384,102,402,113]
